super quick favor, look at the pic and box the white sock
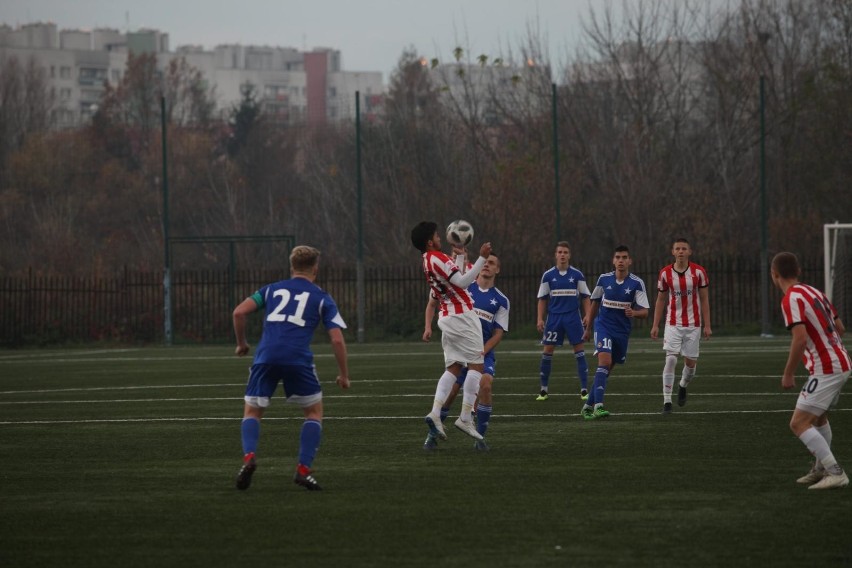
[816,423,833,446]
[814,423,833,471]
[680,365,696,388]
[432,371,457,415]
[799,427,840,472]
[662,355,676,403]
[460,370,482,422]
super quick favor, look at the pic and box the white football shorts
[795,370,850,415]
[438,309,485,367]
[663,325,702,358]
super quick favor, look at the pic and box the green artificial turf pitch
[1,337,850,567]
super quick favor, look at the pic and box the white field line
[0,374,790,395]
[0,391,801,405]
[3,407,848,425]
[0,345,789,364]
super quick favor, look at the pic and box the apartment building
[0,22,384,127]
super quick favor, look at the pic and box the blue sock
[440,406,450,423]
[575,351,588,389]
[539,354,553,389]
[592,367,610,405]
[241,417,260,455]
[476,403,492,437]
[298,419,323,468]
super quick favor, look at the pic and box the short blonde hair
[290,245,321,273]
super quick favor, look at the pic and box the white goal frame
[824,222,852,302]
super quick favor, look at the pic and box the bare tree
[0,55,53,182]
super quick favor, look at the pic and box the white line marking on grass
[1,397,242,404]
[0,392,801,405]
[0,375,789,395]
[0,344,789,365]
[3,407,848,425]
[0,384,246,395]
[0,348,142,360]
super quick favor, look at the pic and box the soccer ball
[446,220,474,248]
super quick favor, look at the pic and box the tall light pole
[551,83,561,241]
[757,29,774,338]
[355,91,365,343]
[161,95,172,346]
[759,75,772,337]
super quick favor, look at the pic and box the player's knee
[790,412,817,435]
[304,408,323,421]
[789,418,807,436]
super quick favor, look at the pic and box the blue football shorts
[592,323,629,365]
[243,363,322,407]
[541,312,585,346]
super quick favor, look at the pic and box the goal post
[824,222,852,324]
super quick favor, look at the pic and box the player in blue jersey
[422,253,510,451]
[536,241,592,401]
[232,245,351,491]
[581,245,649,419]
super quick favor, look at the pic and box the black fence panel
[0,256,824,346]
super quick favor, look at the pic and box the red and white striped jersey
[422,251,474,317]
[781,283,851,376]
[657,262,709,327]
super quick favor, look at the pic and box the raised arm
[448,251,488,289]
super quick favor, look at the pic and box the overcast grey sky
[1,0,603,80]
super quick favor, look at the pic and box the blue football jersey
[250,277,346,366]
[589,271,649,336]
[537,265,591,315]
[469,283,510,354]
